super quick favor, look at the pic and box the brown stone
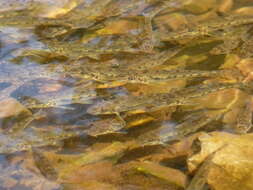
[135,161,188,188]
[183,0,216,14]
[0,98,31,129]
[218,0,233,13]
[154,13,188,31]
[0,98,31,119]
[234,6,253,16]
[188,132,253,190]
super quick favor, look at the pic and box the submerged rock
[183,0,216,14]
[0,98,32,130]
[0,98,31,119]
[188,132,253,190]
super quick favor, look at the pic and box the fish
[86,93,187,116]
[71,67,242,85]
[34,24,72,39]
[8,75,97,110]
[86,91,195,128]
[6,110,46,134]
[43,39,142,60]
[0,127,80,154]
[84,118,126,137]
[87,82,249,125]
[235,100,253,134]
[68,67,120,83]
[161,15,253,43]
[137,111,221,146]
[121,68,241,84]
[23,88,97,110]
[210,25,252,55]
[117,47,182,71]
[143,0,180,18]
[86,95,154,126]
[32,147,58,181]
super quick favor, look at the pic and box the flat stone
[234,6,253,16]
[218,0,233,13]
[135,161,188,188]
[183,0,216,14]
[0,98,31,119]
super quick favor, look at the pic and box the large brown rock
[188,132,253,190]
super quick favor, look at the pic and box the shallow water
[0,0,253,189]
